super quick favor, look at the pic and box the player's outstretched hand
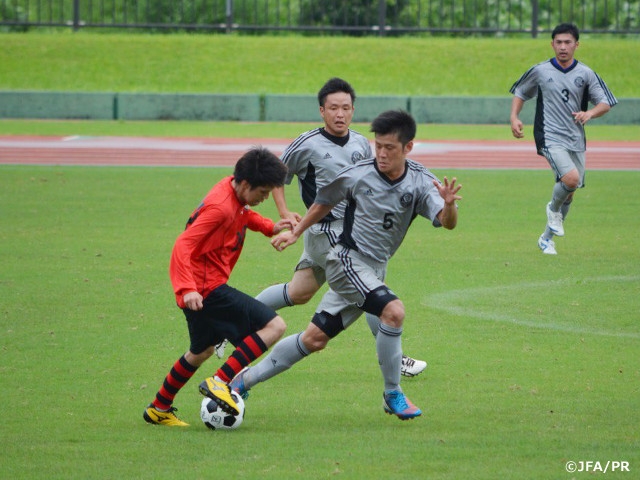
[271,230,298,252]
[273,219,294,235]
[434,176,462,204]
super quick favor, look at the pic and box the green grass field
[1,33,639,97]
[1,164,638,479]
[1,31,638,479]
[1,32,638,140]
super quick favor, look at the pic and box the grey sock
[365,313,381,337]
[542,226,555,239]
[377,323,403,391]
[550,182,574,211]
[245,333,309,389]
[561,199,573,220]
[255,283,293,310]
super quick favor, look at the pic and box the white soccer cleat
[401,355,427,377]
[538,234,557,255]
[214,339,229,359]
[546,203,565,236]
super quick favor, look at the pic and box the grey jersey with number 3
[316,159,445,264]
[510,58,616,154]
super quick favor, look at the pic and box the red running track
[1,136,639,170]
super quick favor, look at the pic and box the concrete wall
[1,91,637,124]
[0,91,116,120]
[117,93,261,121]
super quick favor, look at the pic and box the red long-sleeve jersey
[169,176,275,308]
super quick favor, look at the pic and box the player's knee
[561,171,580,190]
[186,347,214,366]
[363,286,401,319]
[563,179,579,190]
[300,327,329,352]
[380,299,405,328]
[308,311,343,351]
[259,316,287,348]
[269,315,287,338]
[201,346,216,358]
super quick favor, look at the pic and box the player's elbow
[437,211,458,230]
[443,220,457,230]
[593,103,611,118]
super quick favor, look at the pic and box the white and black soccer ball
[200,392,245,430]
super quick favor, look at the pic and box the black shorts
[183,284,277,355]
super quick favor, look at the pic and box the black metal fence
[1,0,638,36]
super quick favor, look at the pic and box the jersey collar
[320,127,350,147]
[550,57,578,73]
[374,159,409,184]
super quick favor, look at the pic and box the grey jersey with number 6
[509,58,616,154]
[281,128,372,222]
[316,159,445,263]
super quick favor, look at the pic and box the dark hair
[552,23,579,41]
[370,110,417,146]
[317,77,356,107]
[233,146,287,188]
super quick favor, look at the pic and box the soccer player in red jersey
[143,147,293,426]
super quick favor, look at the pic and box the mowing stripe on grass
[422,275,640,339]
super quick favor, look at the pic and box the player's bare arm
[271,202,334,251]
[572,102,611,125]
[272,186,302,223]
[434,176,462,230]
[510,97,525,138]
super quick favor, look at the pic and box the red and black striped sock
[216,333,267,383]
[153,355,198,410]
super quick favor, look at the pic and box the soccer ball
[200,393,245,430]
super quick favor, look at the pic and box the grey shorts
[294,219,342,286]
[313,246,392,330]
[542,146,586,187]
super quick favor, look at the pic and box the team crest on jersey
[351,151,365,163]
[574,77,585,88]
[400,193,413,208]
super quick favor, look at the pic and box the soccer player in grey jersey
[510,23,616,255]
[252,77,428,377]
[230,110,461,420]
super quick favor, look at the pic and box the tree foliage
[1,0,638,34]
